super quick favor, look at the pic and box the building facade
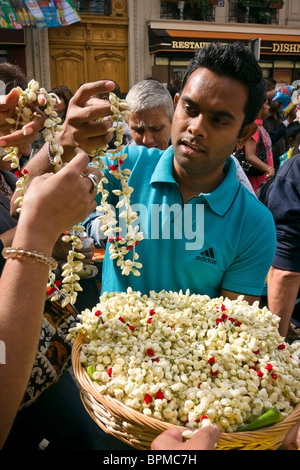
[0,0,299,93]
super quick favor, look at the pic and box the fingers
[151,425,221,451]
[0,109,46,148]
[0,88,19,109]
[73,80,116,108]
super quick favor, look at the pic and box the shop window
[72,0,111,15]
[161,1,215,21]
[228,0,279,24]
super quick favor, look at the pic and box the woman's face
[259,99,270,120]
[53,96,67,117]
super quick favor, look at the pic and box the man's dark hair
[180,42,266,132]
[0,62,27,93]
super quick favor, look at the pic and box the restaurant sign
[149,29,300,57]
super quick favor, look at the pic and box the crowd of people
[0,42,299,451]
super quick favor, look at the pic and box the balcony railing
[161,1,215,22]
[72,0,111,15]
[228,0,279,24]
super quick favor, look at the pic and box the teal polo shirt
[88,145,276,298]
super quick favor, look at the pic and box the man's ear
[174,93,180,107]
[236,122,258,149]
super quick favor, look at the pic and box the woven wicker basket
[72,332,300,450]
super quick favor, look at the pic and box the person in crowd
[125,78,174,150]
[264,134,300,338]
[0,69,100,450]
[263,87,297,172]
[0,149,101,449]
[14,42,276,305]
[279,120,300,167]
[264,77,276,93]
[243,97,275,192]
[50,85,73,122]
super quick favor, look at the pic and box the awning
[0,0,80,29]
[149,28,300,57]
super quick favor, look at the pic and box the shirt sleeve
[266,157,300,272]
[221,210,277,296]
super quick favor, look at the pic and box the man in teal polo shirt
[82,42,276,304]
[16,42,276,305]
[89,143,275,300]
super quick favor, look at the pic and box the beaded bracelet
[2,247,58,271]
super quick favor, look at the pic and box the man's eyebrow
[180,95,236,121]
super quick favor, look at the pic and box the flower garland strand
[5,85,144,306]
[90,92,144,277]
[3,79,64,212]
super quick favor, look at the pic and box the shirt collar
[150,145,177,185]
[150,146,240,216]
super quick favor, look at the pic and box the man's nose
[187,114,207,138]
[142,131,156,148]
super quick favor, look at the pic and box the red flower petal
[211,370,218,376]
[257,370,264,377]
[95,310,101,317]
[266,363,273,371]
[144,393,152,404]
[235,321,242,327]
[128,325,135,331]
[147,318,152,324]
[271,373,278,380]
[221,313,228,321]
[15,170,22,178]
[109,164,118,171]
[107,367,112,376]
[278,344,285,350]
[155,390,164,400]
[208,357,215,364]
[221,304,226,312]
[147,349,154,356]
[201,415,208,421]
[46,287,56,295]
[228,317,235,323]
[253,349,260,354]
[149,309,156,315]
[118,316,125,323]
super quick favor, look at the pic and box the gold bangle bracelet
[2,247,58,271]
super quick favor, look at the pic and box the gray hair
[126,79,174,122]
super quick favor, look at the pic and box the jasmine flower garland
[89,92,144,277]
[5,84,144,306]
[3,79,64,212]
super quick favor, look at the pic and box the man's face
[128,108,172,150]
[171,67,254,179]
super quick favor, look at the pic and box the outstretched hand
[56,80,117,161]
[0,88,46,154]
[18,149,101,247]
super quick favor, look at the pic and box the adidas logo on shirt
[195,248,217,265]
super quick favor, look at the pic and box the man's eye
[183,104,197,116]
[213,117,228,125]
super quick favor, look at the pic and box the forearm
[0,226,55,448]
[267,266,300,337]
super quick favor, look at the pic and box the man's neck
[173,162,226,205]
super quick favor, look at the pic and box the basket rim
[71,331,300,447]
